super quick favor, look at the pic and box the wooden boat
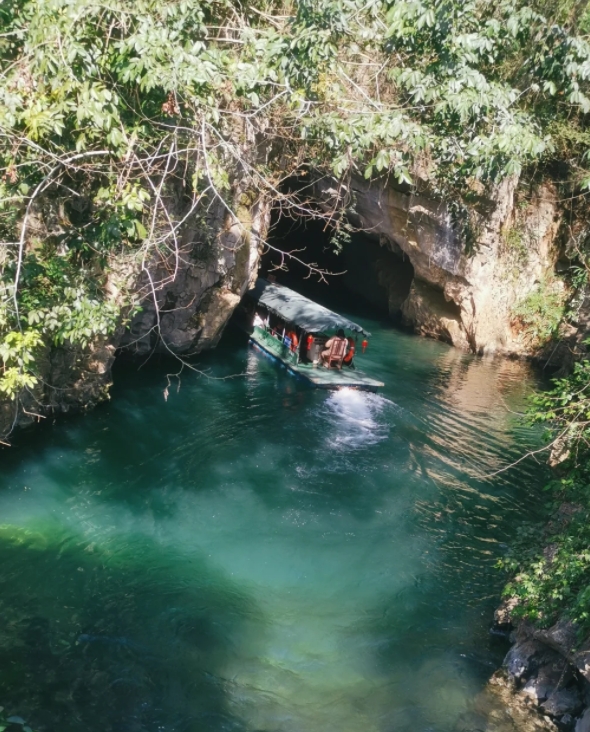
[239,278,384,392]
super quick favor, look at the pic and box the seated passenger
[253,311,266,328]
[321,329,347,367]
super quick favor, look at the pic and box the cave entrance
[262,211,415,320]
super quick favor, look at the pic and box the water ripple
[0,325,547,732]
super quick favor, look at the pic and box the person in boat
[321,329,348,367]
[253,311,266,329]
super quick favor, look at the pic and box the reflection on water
[0,319,546,732]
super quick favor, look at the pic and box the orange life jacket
[343,339,355,363]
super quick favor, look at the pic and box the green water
[0,311,545,732]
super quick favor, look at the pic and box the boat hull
[249,327,384,392]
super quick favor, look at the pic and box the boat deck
[250,327,384,392]
[294,362,384,390]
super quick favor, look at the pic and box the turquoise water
[0,308,545,732]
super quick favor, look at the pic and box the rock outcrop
[0,165,574,441]
[489,610,590,732]
[0,337,116,441]
[315,175,563,356]
[118,193,268,357]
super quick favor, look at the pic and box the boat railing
[253,324,298,366]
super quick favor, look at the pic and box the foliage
[499,355,590,634]
[329,219,354,254]
[500,491,590,632]
[0,240,123,399]
[512,276,568,345]
[530,357,590,465]
[502,224,528,263]
[0,330,42,397]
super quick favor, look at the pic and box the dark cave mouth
[262,213,415,320]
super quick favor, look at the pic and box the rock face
[576,709,590,732]
[0,190,269,443]
[492,615,590,732]
[119,193,268,357]
[315,175,563,355]
[542,688,583,718]
[0,166,570,440]
[0,338,117,440]
[400,278,469,349]
[539,284,590,375]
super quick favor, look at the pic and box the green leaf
[134,220,147,239]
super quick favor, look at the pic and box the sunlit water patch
[0,317,546,732]
[319,388,393,451]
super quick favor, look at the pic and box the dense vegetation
[500,357,590,636]
[1,0,590,413]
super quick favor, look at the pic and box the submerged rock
[455,670,558,731]
[492,608,590,732]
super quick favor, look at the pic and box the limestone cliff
[117,193,268,357]
[0,163,576,443]
[0,337,116,443]
[315,175,564,356]
[0,191,269,443]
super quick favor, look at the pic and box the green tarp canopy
[251,278,370,336]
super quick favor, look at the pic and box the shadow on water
[0,525,264,732]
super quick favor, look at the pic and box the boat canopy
[251,278,370,336]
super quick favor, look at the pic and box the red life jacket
[343,338,355,363]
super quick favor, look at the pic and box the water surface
[0,304,545,732]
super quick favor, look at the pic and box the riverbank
[490,614,590,731]
[491,380,590,732]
